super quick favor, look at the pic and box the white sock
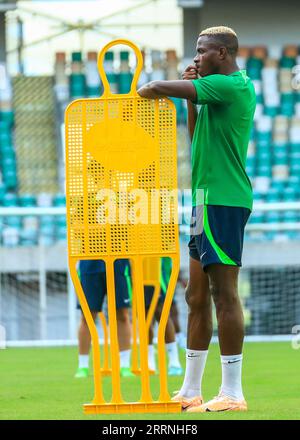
[78,354,89,369]
[220,354,244,401]
[176,332,186,349]
[166,341,181,369]
[148,344,156,371]
[179,349,208,398]
[120,349,131,368]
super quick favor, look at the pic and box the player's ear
[219,46,227,60]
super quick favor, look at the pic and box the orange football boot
[186,393,247,413]
[172,393,204,411]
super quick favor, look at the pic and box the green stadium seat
[3,192,18,206]
[257,131,272,143]
[170,97,183,124]
[55,215,66,228]
[265,210,281,223]
[271,180,286,193]
[118,57,133,94]
[264,106,278,117]
[0,182,6,203]
[266,187,282,202]
[53,193,66,206]
[19,194,36,207]
[5,215,22,228]
[280,57,296,68]
[87,86,100,97]
[20,232,37,246]
[4,174,17,190]
[56,226,67,241]
[247,156,256,166]
[39,225,55,246]
[70,73,86,97]
[0,111,14,126]
[283,186,298,201]
[249,211,264,223]
[290,163,300,175]
[247,57,263,80]
[257,165,272,177]
[283,210,298,222]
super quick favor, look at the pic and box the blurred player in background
[75,259,134,378]
[145,257,183,376]
[138,26,255,412]
[171,270,188,350]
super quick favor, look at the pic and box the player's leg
[187,205,250,412]
[170,302,180,334]
[173,254,211,404]
[147,318,156,372]
[188,264,247,412]
[154,302,183,375]
[116,307,133,375]
[170,301,186,349]
[155,303,175,345]
[172,205,212,408]
[78,311,99,353]
[208,264,244,355]
[116,307,131,351]
[154,257,183,375]
[207,264,245,403]
[75,265,105,378]
[114,261,134,377]
[148,319,154,345]
[76,311,98,377]
[144,285,157,371]
[145,282,182,375]
[185,256,212,350]
[161,257,186,350]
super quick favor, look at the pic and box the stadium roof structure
[4,0,184,74]
[0,1,17,12]
[6,0,183,55]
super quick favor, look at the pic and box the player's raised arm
[137,79,197,101]
[182,65,199,142]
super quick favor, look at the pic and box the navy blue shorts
[77,260,132,312]
[188,205,250,270]
[144,285,165,308]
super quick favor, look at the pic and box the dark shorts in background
[188,205,251,270]
[77,260,132,312]
[144,285,165,308]
[144,258,176,308]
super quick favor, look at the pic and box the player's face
[193,36,221,77]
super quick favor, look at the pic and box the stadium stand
[1,46,300,246]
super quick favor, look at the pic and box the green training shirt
[191,70,256,210]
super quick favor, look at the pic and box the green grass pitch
[0,342,299,420]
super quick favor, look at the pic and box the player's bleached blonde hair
[199,26,237,37]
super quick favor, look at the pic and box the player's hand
[182,65,198,80]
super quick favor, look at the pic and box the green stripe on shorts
[160,259,167,296]
[203,205,237,266]
[124,265,133,304]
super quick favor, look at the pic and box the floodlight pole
[16,16,24,74]
[0,11,6,63]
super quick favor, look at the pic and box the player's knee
[210,284,239,312]
[116,308,130,324]
[185,285,210,312]
[154,304,163,320]
[80,315,87,328]
[81,311,97,326]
